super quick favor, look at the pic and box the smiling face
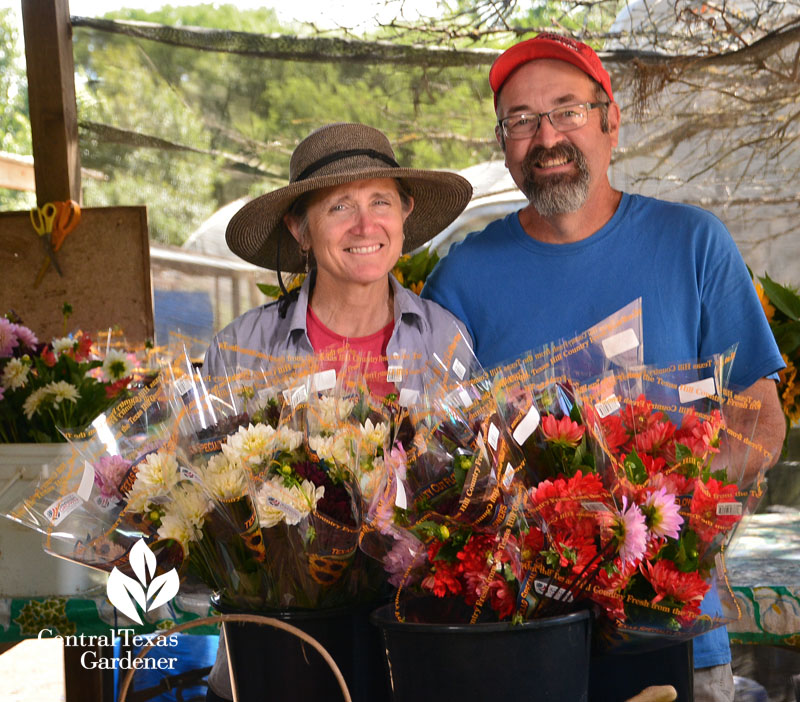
[495,59,619,217]
[284,178,413,288]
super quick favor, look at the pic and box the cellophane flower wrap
[362,327,534,623]
[0,315,152,443]
[575,350,772,645]
[156,349,380,611]
[1,369,181,574]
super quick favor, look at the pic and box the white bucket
[0,443,106,597]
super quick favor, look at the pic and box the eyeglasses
[498,102,608,140]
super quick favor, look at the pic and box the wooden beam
[0,152,35,192]
[21,0,81,205]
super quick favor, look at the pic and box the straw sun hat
[225,123,474,273]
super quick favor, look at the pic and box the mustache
[522,141,585,172]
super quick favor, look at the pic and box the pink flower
[540,414,585,447]
[11,323,38,351]
[93,455,133,501]
[384,533,425,588]
[0,318,19,357]
[611,496,647,565]
[641,487,683,540]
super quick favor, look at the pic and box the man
[422,32,786,702]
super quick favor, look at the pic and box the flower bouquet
[0,312,146,443]
[574,352,772,646]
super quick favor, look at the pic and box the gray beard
[521,143,590,217]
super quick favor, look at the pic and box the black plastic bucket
[589,638,694,702]
[370,603,591,702]
[218,601,390,702]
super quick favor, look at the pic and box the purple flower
[10,323,38,351]
[93,455,133,501]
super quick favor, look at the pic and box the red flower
[689,477,741,544]
[641,559,709,616]
[422,541,463,598]
[634,420,676,459]
[72,334,93,363]
[41,347,57,367]
[105,376,130,399]
[540,414,585,447]
[457,533,495,574]
[599,414,630,453]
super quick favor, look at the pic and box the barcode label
[582,501,611,512]
[595,395,620,418]
[387,365,403,383]
[716,502,742,516]
[452,358,467,380]
[534,579,574,602]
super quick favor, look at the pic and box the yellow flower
[754,282,776,322]
[410,281,424,295]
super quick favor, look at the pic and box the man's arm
[724,377,786,486]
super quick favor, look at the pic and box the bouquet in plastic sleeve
[361,327,536,623]
[156,351,378,611]
[1,372,181,573]
[575,350,772,644]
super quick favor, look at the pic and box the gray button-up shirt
[203,273,470,395]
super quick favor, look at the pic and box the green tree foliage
[72,3,499,245]
[0,8,35,211]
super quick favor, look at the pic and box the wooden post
[21,0,82,205]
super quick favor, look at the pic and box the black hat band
[295,149,399,182]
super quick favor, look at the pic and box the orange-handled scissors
[30,203,63,278]
[33,200,81,287]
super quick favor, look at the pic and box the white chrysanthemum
[47,380,80,405]
[134,450,181,494]
[157,513,196,554]
[172,483,212,530]
[317,395,356,426]
[308,433,353,465]
[223,423,276,466]
[101,349,134,382]
[360,419,389,449]
[204,452,249,500]
[256,477,323,528]
[359,455,385,502]
[125,487,155,514]
[22,387,48,419]
[1,357,30,390]
[51,337,74,356]
[273,426,303,452]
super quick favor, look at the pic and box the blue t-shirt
[423,192,783,667]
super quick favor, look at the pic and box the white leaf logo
[106,539,180,625]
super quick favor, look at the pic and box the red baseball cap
[490,33,614,106]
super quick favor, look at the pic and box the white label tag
[44,493,83,526]
[502,463,515,489]
[180,466,201,482]
[398,388,419,407]
[595,395,620,418]
[77,461,95,502]
[533,579,574,602]
[394,479,408,509]
[387,365,403,383]
[452,358,467,380]
[716,502,742,517]
[283,385,308,408]
[458,388,473,408]
[487,423,500,451]
[175,376,193,396]
[312,369,336,392]
[93,495,120,512]
[601,329,640,359]
[679,377,717,404]
[512,406,540,446]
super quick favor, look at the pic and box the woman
[203,122,472,701]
